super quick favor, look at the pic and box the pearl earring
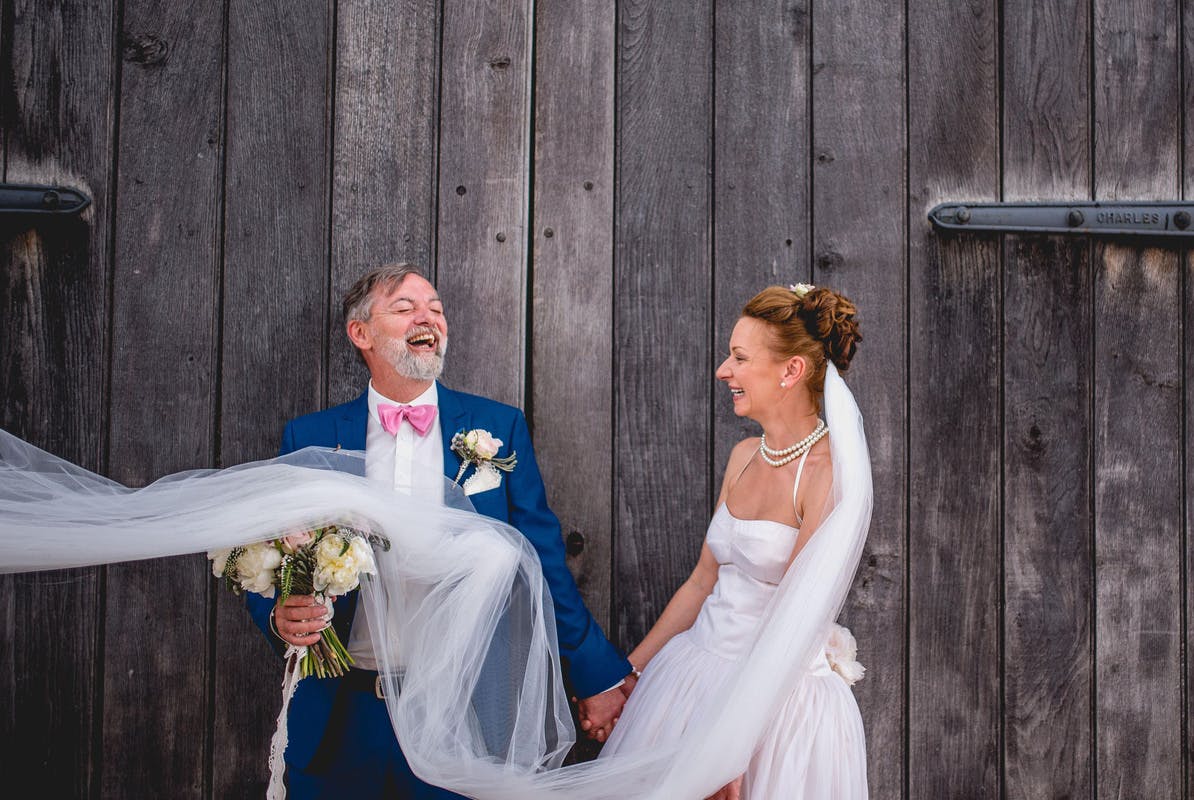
[780,381,786,388]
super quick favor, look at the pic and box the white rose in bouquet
[313,534,377,597]
[237,541,284,597]
[208,547,233,578]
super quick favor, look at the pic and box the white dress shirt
[347,381,443,669]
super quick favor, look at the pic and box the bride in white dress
[599,284,869,799]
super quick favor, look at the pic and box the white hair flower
[789,283,815,299]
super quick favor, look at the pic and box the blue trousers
[285,686,465,800]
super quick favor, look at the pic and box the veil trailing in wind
[0,365,871,799]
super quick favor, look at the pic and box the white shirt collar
[367,381,439,423]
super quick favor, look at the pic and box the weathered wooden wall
[0,1,1190,797]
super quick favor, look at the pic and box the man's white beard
[379,333,447,382]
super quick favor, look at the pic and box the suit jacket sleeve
[504,410,631,697]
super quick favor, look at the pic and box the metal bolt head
[543,227,554,238]
[1174,211,1191,230]
[565,531,585,556]
[495,232,506,242]
[954,206,970,224]
[42,190,60,209]
[1067,209,1084,227]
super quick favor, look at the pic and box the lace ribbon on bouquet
[267,645,307,800]
[0,364,872,800]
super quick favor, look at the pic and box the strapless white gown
[600,503,868,799]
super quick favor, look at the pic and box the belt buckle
[374,675,386,700]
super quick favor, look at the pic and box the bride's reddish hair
[741,286,862,397]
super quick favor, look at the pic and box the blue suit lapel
[437,382,470,483]
[335,392,369,451]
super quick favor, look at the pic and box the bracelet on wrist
[269,607,285,641]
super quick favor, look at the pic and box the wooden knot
[815,250,843,271]
[488,56,511,70]
[123,33,169,66]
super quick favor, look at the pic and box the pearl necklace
[759,420,828,467]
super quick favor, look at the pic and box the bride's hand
[706,775,742,800]
[575,686,627,742]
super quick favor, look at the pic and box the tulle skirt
[602,633,868,799]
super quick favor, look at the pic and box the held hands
[574,673,638,742]
[271,594,332,648]
[706,775,743,800]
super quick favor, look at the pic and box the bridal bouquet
[209,525,390,678]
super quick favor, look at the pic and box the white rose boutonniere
[451,428,517,495]
[824,623,865,685]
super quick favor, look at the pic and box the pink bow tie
[377,403,437,437]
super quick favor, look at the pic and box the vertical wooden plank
[328,0,441,404]
[435,0,532,408]
[712,0,809,483]
[531,2,615,629]
[0,1,117,794]
[103,0,225,795]
[1186,0,1194,792]
[1093,0,1183,794]
[213,2,333,795]
[615,0,712,647]
[810,0,906,796]
[1001,2,1094,798]
[907,0,1001,796]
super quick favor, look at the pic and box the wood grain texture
[712,0,810,483]
[0,0,116,794]
[1001,3,1094,798]
[213,2,333,794]
[614,0,712,647]
[530,1,615,631]
[435,0,532,408]
[1186,2,1194,792]
[907,0,1001,796]
[328,0,441,404]
[810,0,906,795]
[102,0,226,795]
[1093,2,1182,794]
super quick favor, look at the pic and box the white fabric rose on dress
[313,534,377,596]
[237,541,283,597]
[825,623,865,685]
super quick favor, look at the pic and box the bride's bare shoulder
[727,437,759,466]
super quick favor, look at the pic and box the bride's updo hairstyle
[742,285,861,398]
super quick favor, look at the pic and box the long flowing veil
[0,364,870,799]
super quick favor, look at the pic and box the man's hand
[706,776,743,800]
[272,594,330,647]
[575,685,628,743]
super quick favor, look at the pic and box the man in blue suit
[245,264,634,798]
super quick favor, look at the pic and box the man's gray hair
[342,263,427,323]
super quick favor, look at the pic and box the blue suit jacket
[246,383,629,769]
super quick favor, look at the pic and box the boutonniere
[450,429,517,495]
